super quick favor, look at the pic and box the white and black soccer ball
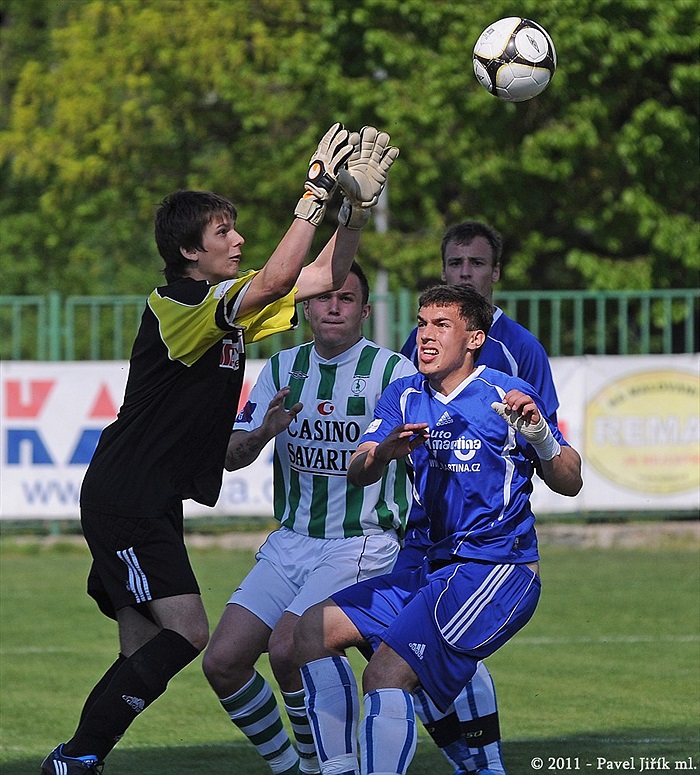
[473,17,557,102]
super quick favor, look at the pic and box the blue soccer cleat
[40,743,103,774]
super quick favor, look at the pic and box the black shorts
[81,500,200,620]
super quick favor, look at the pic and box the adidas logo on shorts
[408,642,426,660]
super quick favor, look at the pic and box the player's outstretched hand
[491,391,561,460]
[375,422,429,464]
[294,123,356,227]
[348,422,428,487]
[337,126,400,230]
[261,387,303,438]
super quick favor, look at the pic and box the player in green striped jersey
[203,263,416,775]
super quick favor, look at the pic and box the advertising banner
[1,355,698,520]
[529,354,699,514]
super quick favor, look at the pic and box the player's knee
[201,644,216,681]
[268,636,298,686]
[268,629,295,670]
[363,644,418,694]
[201,636,238,687]
[294,600,328,663]
[362,655,386,691]
[166,621,209,655]
[196,628,210,653]
[184,624,209,654]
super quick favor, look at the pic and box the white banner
[530,354,699,514]
[1,355,698,520]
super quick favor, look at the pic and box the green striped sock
[282,688,319,774]
[221,672,299,775]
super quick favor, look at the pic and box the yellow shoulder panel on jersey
[235,286,298,344]
[148,272,298,365]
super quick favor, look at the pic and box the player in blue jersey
[400,221,558,416]
[40,124,400,775]
[397,221,560,775]
[295,284,582,775]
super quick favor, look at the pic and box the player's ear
[181,246,198,263]
[360,303,371,323]
[302,300,311,321]
[491,262,501,283]
[470,329,486,349]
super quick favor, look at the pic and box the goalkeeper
[41,122,367,775]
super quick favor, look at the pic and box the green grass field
[1,532,698,775]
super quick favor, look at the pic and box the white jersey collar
[429,364,486,404]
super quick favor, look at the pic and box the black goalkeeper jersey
[80,274,296,517]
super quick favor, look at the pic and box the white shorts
[228,526,400,629]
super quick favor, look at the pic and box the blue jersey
[398,307,560,561]
[361,366,568,565]
[400,306,559,420]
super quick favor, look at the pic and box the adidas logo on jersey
[408,642,426,660]
[436,411,453,427]
[122,694,146,714]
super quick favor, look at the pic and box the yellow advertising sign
[585,370,700,494]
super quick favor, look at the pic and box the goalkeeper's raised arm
[295,124,400,300]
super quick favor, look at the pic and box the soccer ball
[473,17,557,102]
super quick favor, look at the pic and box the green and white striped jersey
[234,338,417,538]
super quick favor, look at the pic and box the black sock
[78,654,127,726]
[64,629,200,761]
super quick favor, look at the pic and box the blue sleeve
[486,314,560,420]
[515,343,560,420]
[400,327,418,366]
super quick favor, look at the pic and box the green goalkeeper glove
[337,126,400,230]
[294,123,356,227]
[491,401,562,460]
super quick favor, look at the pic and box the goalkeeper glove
[491,401,562,461]
[337,126,400,230]
[294,123,355,227]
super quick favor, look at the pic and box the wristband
[491,401,561,460]
[530,426,562,461]
[338,198,371,230]
[294,195,326,226]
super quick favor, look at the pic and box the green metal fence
[1,289,698,361]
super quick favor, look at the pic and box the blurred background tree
[1,0,698,296]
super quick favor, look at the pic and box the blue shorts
[392,532,429,574]
[332,559,541,712]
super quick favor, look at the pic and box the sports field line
[511,634,699,645]
[0,646,75,654]
[4,737,697,757]
[2,633,698,656]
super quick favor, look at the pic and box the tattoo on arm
[226,432,266,470]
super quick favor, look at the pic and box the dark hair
[440,221,503,268]
[154,190,238,283]
[348,261,370,306]
[418,284,493,343]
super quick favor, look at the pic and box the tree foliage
[1,0,698,296]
